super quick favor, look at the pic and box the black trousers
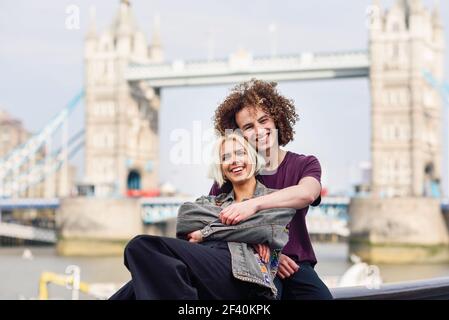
[274,262,333,300]
[109,235,258,300]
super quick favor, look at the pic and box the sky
[0,0,449,198]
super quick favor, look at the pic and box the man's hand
[219,199,258,225]
[253,244,270,263]
[277,254,299,279]
[187,230,203,243]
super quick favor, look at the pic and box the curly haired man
[210,79,333,300]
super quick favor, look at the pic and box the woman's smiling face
[220,138,254,185]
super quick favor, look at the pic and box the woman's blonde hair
[208,133,266,187]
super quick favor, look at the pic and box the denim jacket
[176,180,296,299]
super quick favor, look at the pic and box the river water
[2,242,449,300]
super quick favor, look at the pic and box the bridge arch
[127,169,141,190]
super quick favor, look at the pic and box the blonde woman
[109,133,295,300]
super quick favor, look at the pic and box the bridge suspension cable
[0,90,84,198]
[0,90,84,179]
[1,131,84,197]
[422,70,449,103]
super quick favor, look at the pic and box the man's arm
[220,176,321,225]
[254,176,321,211]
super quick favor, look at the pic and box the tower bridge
[1,0,449,261]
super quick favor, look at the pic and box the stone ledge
[349,241,449,264]
[56,238,129,256]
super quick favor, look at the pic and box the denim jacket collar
[219,179,266,204]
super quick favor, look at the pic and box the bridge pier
[349,197,449,264]
[56,197,175,256]
[56,197,143,256]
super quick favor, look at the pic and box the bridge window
[388,90,397,106]
[92,132,115,148]
[385,44,404,69]
[382,123,407,141]
[395,126,401,139]
[385,88,409,108]
[127,170,141,190]
[93,101,116,117]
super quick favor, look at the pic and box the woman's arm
[175,200,221,239]
[220,176,321,225]
[188,206,295,249]
[177,199,295,247]
[200,223,279,247]
[188,231,273,263]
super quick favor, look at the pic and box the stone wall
[56,197,143,256]
[349,197,449,263]
[56,197,178,256]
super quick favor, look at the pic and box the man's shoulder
[285,152,320,168]
[286,151,318,161]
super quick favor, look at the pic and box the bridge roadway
[1,196,447,243]
[125,51,370,87]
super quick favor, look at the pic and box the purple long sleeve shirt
[209,151,321,266]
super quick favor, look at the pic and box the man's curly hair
[213,79,299,146]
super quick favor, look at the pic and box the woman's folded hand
[187,230,203,243]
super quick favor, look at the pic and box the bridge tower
[349,0,449,263]
[84,0,162,197]
[370,0,445,197]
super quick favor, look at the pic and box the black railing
[331,277,449,300]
